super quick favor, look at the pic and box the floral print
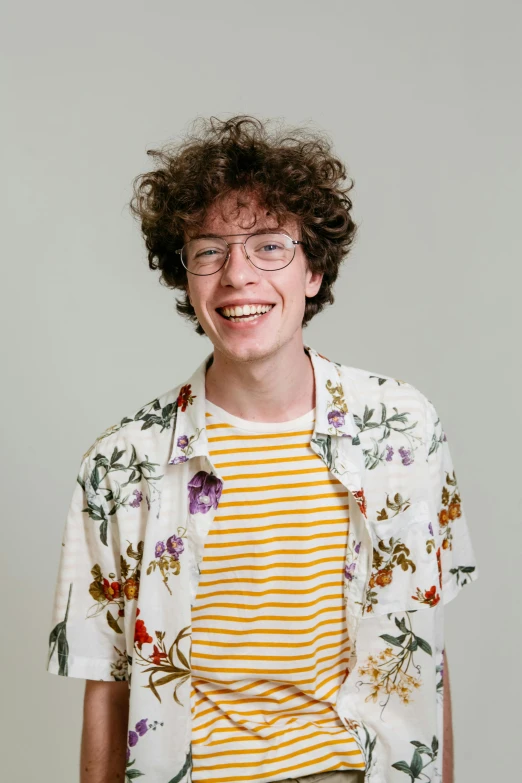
[376,492,411,521]
[411,585,440,607]
[87,540,143,633]
[47,582,72,676]
[170,428,205,464]
[438,470,461,550]
[133,615,191,705]
[357,612,432,718]
[46,345,478,783]
[365,535,417,613]
[126,718,164,782]
[325,377,349,429]
[188,470,223,513]
[147,528,187,594]
[352,403,423,467]
[111,646,129,681]
[391,736,439,781]
[80,445,162,545]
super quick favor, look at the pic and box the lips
[216,304,276,324]
[216,304,276,313]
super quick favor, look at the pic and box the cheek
[188,282,213,312]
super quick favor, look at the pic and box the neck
[205,339,315,423]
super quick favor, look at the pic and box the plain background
[2,1,520,781]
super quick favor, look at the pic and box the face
[184,193,323,363]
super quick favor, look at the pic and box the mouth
[216,304,276,325]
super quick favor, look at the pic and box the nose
[219,241,259,284]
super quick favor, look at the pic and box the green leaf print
[352,403,422,469]
[48,582,72,676]
[391,735,439,781]
[166,747,192,783]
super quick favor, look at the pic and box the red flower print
[151,644,168,665]
[412,585,440,607]
[353,489,367,518]
[374,568,393,588]
[177,384,195,412]
[102,578,121,601]
[134,618,153,649]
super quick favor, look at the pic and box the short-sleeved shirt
[46,344,479,783]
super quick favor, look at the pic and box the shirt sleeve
[46,452,129,681]
[424,396,480,605]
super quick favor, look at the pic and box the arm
[80,680,129,782]
[443,649,454,783]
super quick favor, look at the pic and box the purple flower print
[177,434,189,449]
[188,470,223,514]
[385,445,394,462]
[126,718,160,772]
[130,489,143,508]
[344,562,356,581]
[443,433,447,442]
[166,534,184,560]
[169,455,188,464]
[398,446,413,466]
[328,409,345,429]
[354,541,361,554]
[135,718,149,736]
[428,521,434,537]
[155,541,166,558]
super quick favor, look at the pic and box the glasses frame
[175,231,304,276]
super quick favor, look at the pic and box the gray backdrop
[2,1,520,781]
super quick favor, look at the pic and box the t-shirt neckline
[205,398,315,433]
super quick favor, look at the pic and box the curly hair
[129,114,357,335]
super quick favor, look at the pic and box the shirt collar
[168,344,358,466]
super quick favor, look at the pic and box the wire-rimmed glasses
[175,231,304,276]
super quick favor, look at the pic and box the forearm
[443,649,454,783]
[80,680,129,782]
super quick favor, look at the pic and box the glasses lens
[182,237,228,274]
[245,233,295,269]
[181,233,296,274]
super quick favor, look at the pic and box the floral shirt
[46,344,479,783]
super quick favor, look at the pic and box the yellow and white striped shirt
[190,399,366,782]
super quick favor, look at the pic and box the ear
[305,269,324,298]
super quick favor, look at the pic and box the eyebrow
[188,227,282,240]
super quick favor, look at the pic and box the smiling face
[184,193,324,363]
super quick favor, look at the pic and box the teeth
[220,304,274,318]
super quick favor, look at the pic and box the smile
[216,304,275,325]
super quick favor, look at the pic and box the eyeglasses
[175,231,304,276]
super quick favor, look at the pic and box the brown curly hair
[129,114,357,335]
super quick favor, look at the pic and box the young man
[47,116,478,783]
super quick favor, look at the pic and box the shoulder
[79,381,184,467]
[337,359,433,409]
[334,359,440,445]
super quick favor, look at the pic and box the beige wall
[2,1,520,781]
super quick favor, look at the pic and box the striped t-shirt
[190,398,365,783]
